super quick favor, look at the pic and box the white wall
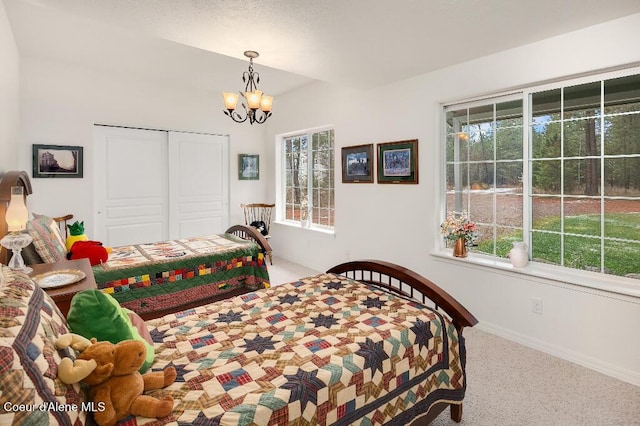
[266,14,640,385]
[18,57,270,234]
[0,0,19,173]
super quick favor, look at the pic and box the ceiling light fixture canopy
[222,50,273,125]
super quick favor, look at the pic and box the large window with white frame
[443,69,640,280]
[282,128,335,229]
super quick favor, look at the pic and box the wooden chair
[241,203,275,264]
[53,214,74,239]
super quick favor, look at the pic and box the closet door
[94,126,169,246]
[94,126,230,247]
[168,131,229,239]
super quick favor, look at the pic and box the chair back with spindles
[241,203,275,238]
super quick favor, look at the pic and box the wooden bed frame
[0,171,273,267]
[1,170,476,423]
[225,224,272,265]
[327,260,478,424]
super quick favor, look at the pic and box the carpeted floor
[268,257,640,426]
[432,326,640,425]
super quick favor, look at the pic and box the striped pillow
[26,213,66,263]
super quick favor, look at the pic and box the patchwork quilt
[123,273,467,425]
[0,267,89,426]
[92,234,270,317]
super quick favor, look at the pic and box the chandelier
[222,51,273,125]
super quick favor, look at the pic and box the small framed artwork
[238,154,260,180]
[32,144,84,178]
[342,144,373,183]
[377,139,418,184]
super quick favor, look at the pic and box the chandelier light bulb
[245,90,263,110]
[260,95,273,112]
[223,92,240,110]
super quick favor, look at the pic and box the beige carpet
[433,327,640,426]
[267,258,640,425]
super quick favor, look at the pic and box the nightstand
[29,258,97,317]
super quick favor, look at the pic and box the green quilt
[92,233,269,316]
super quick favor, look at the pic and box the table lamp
[0,186,33,273]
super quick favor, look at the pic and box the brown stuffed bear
[58,336,176,426]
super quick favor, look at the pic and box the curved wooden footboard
[327,260,477,332]
[225,224,273,265]
[327,260,478,424]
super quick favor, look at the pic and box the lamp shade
[6,186,28,232]
[223,92,240,110]
[245,90,263,110]
[260,95,273,112]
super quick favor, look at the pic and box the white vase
[509,241,529,268]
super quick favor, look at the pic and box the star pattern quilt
[122,272,467,425]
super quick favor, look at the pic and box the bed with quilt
[0,259,477,426]
[0,167,272,321]
[91,226,271,320]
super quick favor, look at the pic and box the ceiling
[5,0,640,96]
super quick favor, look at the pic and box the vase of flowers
[441,211,478,258]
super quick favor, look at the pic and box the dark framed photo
[342,144,373,183]
[377,139,418,184]
[238,154,259,180]
[32,144,84,178]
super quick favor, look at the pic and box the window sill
[274,220,335,236]
[430,249,640,299]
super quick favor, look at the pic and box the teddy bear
[57,334,177,426]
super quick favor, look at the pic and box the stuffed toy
[57,334,176,426]
[67,289,155,373]
[66,221,89,251]
[67,240,109,266]
[56,334,97,384]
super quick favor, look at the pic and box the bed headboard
[0,171,33,264]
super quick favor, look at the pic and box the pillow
[0,266,89,425]
[21,242,44,265]
[66,289,154,373]
[26,213,66,263]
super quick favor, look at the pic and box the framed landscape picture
[342,144,373,183]
[377,139,418,184]
[238,154,259,180]
[32,144,84,178]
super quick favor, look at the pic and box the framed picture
[238,154,259,180]
[377,139,418,184]
[341,144,373,183]
[32,144,84,178]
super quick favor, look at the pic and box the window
[443,70,640,279]
[282,128,335,229]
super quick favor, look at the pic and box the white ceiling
[5,0,640,96]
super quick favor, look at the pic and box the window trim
[430,248,640,299]
[275,125,335,233]
[438,66,640,296]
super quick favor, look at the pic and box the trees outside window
[283,129,335,229]
[444,71,640,279]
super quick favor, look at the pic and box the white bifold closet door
[93,125,229,247]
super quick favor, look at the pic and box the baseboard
[476,321,640,387]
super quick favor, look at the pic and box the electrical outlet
[531,297,543,314]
